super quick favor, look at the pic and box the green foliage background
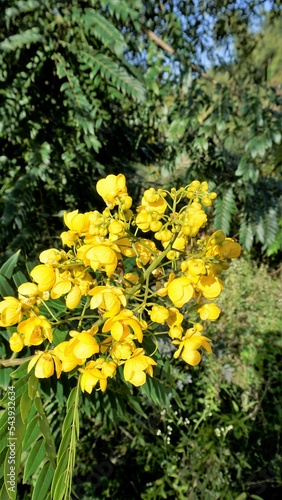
[0,0,282,259]
[0,1,282,499]
[71,259,282,500]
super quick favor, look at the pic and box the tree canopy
[0,0,282,259]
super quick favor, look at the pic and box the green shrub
[72,257,282,499]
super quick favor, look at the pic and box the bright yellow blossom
[0,297,23,327]
[9,332,24,352]
[53,341,85,372]
[110,337,136,361]
[28,351,62,378]
[89,286,126,317]
[67,327,99,359]
[197,275,223,300]
[0,173,242,389]
[135,210,153,232]
[198,302,221,321]
[173,330,212,366]
[123,348,157,387]
[65,284,82,309]
[149,305,169,324]
[79,360,108,393]
[166,307,184,339]
[39,248,65,266]
[167,277,194,308]
[84,243,119,277]
[18,282,42,309]
[17,316,53,346]
[30,265,56,292]
[60,230,78,247]
[108,220,126,239]
[96,174,128,209]
[64,210,90,234]
[102,309,143,342]
[140,188,167,214]
[134,239,158,267]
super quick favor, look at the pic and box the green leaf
[235,155,248,177]
[52,467,68,500]
[214,188,237,235]
[239,218,254,251]
[20,391,33,424]
[82,9,126,57]
[141,376,170,408]
[10,362,28,380]
[0,368,13,390]
[4,413,26,498]
[0,275,15,297]
[28,374,38,400]
[0,251,21,279]
[0,27,43,52]
[12,271,28,288]
[23,438,46,483]
[51,384,80,499]
[22,416,40,451]
[31,462,55,500]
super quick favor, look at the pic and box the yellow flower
[168,325,183,340]
[155,229,173,244]
[110,338,136,361]
[108,220,126,239]
[17,316,53,346]
[166,307,184,339]
[65,284,82,309]
[166,307,183,327]
[123,348,157,387]
[134,239,158,267]
[53,341,84,372]
[173,330,212,366]
[120,194,133,211]
[183,259,206,276]
[198,303,221,321]
[167,277,194,308]
[135,210,153,232]
[51,270,72,297]
[60,230,78,247]
[67,328,99,359]
[157,273,175,298]
[102,309,143,342]
[96,174,128,209]
[141,188,167,214]
[206,230,226,248]
[18,282,41,309]
[182,203,207,236]
[39,248,65,266]
[49,269,83,309]
[30,265,56,292]
[123,273,139,288]
[149,305,169,324]
[9,332,24,352]
[89,286,126,318]
[219,239,242,259]
[116,237,135,257]
[81,243,119,277]
[28,351,62,378]
[0,297,23,327]
[197,275,223,300]
[79,360,108,393]
[64,209,89,234]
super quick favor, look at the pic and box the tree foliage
[0,0,282,260]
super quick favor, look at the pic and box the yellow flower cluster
[0,174,241,393]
